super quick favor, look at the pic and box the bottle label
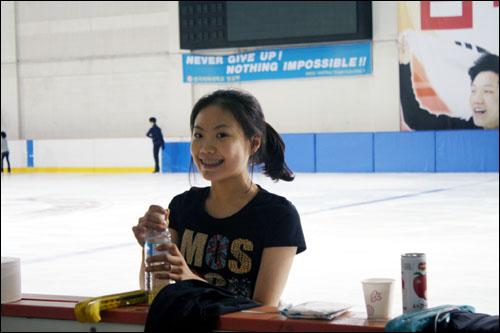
[145,238,170,258]
[144,237,172,305]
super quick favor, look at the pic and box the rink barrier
[10,129,498,173]
[163,129,498,173]
[27,140,34,167]
[315,132,374,172]
[163,142,191,173]
[374,131,436,172]
[281,134,316,172]
[11,167,153,173]
[436,130,499,172]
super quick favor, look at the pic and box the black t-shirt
[168,186,306,298]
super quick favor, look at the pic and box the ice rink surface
[1,172,499,315]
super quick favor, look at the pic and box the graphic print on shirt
[180,229,207,267]
[180,228,254,296]
[204,272,227,287]
[205,234,229,270]
[227,277,252,298]
[228,238,253,274]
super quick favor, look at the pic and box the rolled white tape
[1,257,21,303]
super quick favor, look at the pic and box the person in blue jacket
[146,117,165,173]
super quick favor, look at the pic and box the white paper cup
[361,278,394,319]
[1,257,21,304]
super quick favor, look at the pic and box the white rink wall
[4,140,27,168]
[6,138,178,169]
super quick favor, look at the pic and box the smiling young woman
[133,89,306,306]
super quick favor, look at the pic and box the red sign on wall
[421,1,473,30]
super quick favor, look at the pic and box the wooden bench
[1,294,388,332]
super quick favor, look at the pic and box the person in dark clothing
[399,36,499,130]
[133,90,306,307]
[146,117,165,173]
[1,131,11,173]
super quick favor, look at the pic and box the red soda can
[401,253,427,313]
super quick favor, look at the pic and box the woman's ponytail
[260,123,294,182]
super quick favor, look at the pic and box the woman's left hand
[145,243,205,282]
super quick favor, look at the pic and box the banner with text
[182,42,372,83]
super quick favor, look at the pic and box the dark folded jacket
[438,311,499,333]
[145,279,260,332]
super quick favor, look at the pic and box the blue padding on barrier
[436,130,499,172]
[27,140,34,167]
[316,133,374,172]
[281,134,315,172]
[374,131,435,172]
[164,142,191,173]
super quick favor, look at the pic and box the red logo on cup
[366,304,375,316]
[370,290,382,303]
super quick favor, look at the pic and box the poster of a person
[397,1,499,131]
[399,34,499,130]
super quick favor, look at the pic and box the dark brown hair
[190,89,294,182]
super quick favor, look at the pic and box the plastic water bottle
[144,227,172,304]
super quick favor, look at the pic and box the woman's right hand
[132,205,169,247]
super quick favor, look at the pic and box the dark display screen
[179,1,372,50]
[227,1,357,42]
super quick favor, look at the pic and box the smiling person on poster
[399,36,499,130]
